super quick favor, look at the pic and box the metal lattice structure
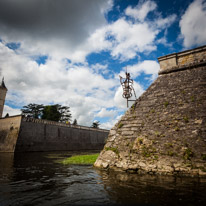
[119,71,137,107]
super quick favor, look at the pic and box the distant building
[0,78,7,118]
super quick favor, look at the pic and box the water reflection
[0,152,206,206]
[0,153,14,182]
[96,169,206,205]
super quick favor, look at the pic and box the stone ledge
[158,45,206,71]
[158,60,206,75]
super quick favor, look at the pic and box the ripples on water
[0,152,206,206]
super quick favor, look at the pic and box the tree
[72,119,78,125]
[42,105,61,122]
[58,105,72,123]
[21,103,44,118]
[91,121,100,129]
[5,113,9,118]
[21,103,72,122]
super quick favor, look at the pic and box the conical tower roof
[0,78,7,90]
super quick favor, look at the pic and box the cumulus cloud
[0,0,113,62]
[96,108,118,118]
[0,0,177,129]
[3,105,21,117]
[107,18,158,60]
[101,114,122,130]
[125,60,160,80]
[91,63,109,75]
[0,0,176,62]
[125,0,157,21]
[180,0,206,48]
[98,1,176,61]
[0,42,118,127]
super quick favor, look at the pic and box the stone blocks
[95,46,206,176]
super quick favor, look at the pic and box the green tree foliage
[72,119,78,125]
[21,103,72,122]
[91,121,100,129]
[42,105,61,122]
[57,105,72,123]
[21,103,44,118]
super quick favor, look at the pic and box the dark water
[0,152,206,206]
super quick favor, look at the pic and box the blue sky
[0,0,206,129]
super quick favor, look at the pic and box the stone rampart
[0,116,109,152]
[158,45,206,71]
[95,46,206,177]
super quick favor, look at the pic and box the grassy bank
[61,153,99,165]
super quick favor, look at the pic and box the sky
[0,0,206,129]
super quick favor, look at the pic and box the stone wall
[95,46,206,176]
[158,45,206,71]
[0,116,109,152]
[0,115,22,152]
[15,118,108,152]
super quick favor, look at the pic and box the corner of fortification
[95,45,206,177]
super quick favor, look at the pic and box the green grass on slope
[61,153,99,165]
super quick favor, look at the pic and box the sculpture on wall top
[119,68,136,107]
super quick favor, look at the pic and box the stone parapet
[22,117,109,133]
[158,45,206,72]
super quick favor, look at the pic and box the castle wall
[0,116,22,152]
[158,45,206,71]
[13,117,109,152]
[95,46,206,176]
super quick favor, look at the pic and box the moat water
[0,151,206,206]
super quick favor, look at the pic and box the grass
[164,101,169,107]
[61,153,99,165]
[105,147,119,155]
[118,122,124,128]
[183,148,194,160]
[183,116,189,123]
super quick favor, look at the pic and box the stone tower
[0,78,8,118]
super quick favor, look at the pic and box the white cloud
[89,0,176,61]
[0,0,177,130]
[180,0,206,48]
[107,18,158,60]
[125,0,157,21]
[91,63,109,74]
[96,108,118,118]
[101,114,122,130]
[126,60,160,80]
[155,14,177,28]
[0,42,118,127]
[0,0,176,63]
[3,105,21,117]
[0,0,113,62]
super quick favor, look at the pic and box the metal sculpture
[119,69,137,107]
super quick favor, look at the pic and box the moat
[0,151,206,206]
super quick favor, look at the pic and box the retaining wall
[0,116,109,152]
